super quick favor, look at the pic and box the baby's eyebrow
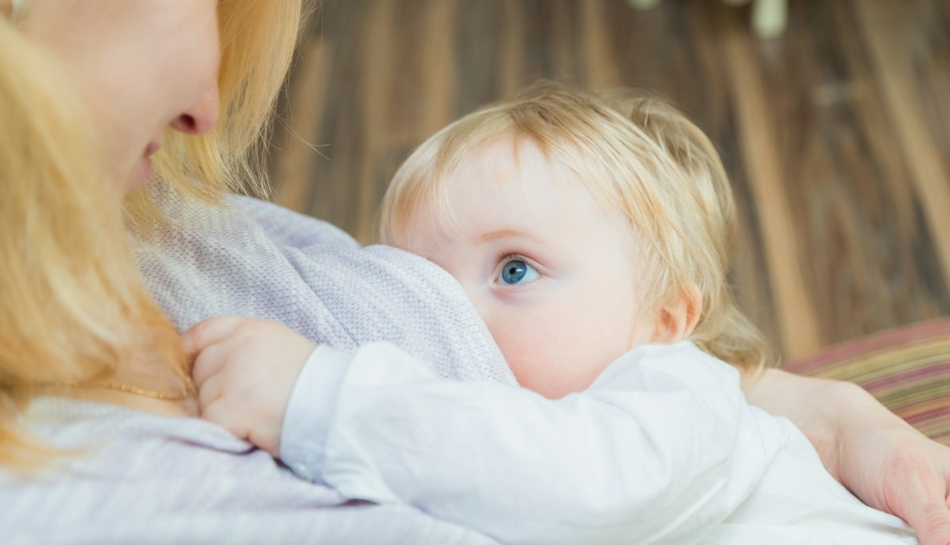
[479,229,548,246]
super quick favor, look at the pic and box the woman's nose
[170,83,220,136]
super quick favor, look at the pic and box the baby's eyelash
[494,252,543,272]
[495,251,530,265]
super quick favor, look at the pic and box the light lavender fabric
[136,183,517,385]
[1,183,515,544]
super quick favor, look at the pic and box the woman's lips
[141,154,153,183]
[139,142,162,184]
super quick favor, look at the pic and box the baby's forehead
[395,128,641,248]
[443,135,625,216]
[439,164,633,242]
[444,135,583,191]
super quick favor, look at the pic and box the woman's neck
[74,349,201,417]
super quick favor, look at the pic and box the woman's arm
[746,368,950,545]
[186,317,771,545]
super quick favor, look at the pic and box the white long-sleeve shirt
[281,341,918,545]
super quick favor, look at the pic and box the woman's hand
[747,369,950,545]
[183,316,317,457]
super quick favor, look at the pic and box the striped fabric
[782,319,950,446]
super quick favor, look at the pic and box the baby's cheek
[505,343,559,397]
[488,323,545,388]
[490,323,597,399]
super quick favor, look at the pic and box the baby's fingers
[908,504,950,545]
[182,316,248,359]
[891,466,950,545]
[191,341,230,390]
[196,371,224,413]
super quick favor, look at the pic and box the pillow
[782,319,950,446]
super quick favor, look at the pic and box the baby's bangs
[383,109,517,247]
[505,95,658,232]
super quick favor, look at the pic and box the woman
[1,1,948,544]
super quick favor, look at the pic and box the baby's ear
[652,283,703,344]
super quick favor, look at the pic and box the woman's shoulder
[133,186,515,385]
[227,195,360,249]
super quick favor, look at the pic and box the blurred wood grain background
[267,0,950,361]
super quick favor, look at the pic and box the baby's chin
[506,357,603,400]
[521,380,587,400]
[503,339,652,399]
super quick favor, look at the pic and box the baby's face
[402,137,655,398]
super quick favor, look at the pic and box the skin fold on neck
[58,387,199,418]
[46,357,200,418]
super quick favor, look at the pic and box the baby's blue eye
[498,259,540,285]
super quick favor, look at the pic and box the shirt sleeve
[280,341,776,545]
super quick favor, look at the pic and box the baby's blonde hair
[0,1,306,468]
[381,83,774,377]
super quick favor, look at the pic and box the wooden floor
[268,0,950,361]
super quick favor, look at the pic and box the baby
[186,85,917,544]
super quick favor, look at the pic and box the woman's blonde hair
[0,1,306,467]
[381,83,775,377]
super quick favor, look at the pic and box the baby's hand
[182,316,316,458]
